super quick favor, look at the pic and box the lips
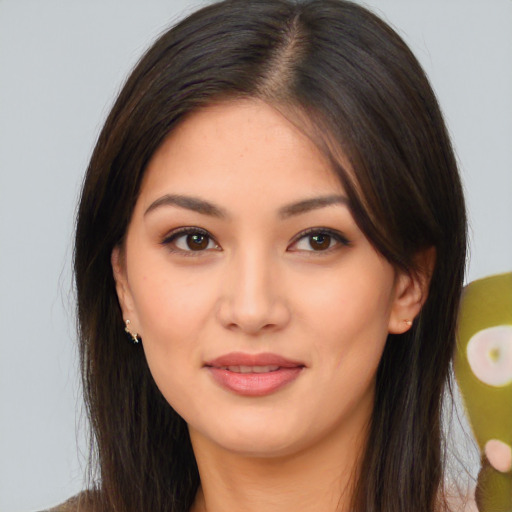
[204,352,305,396]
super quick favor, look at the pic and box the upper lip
[204,352,305,368]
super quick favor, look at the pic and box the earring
[124,319,140,344]
[403,319,413,327]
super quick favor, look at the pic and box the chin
[203,427,307,458]
[187,402,329,460]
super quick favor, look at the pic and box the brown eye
[309,234,332,251]
[163,228,219,253]
[288,228,350,253]
[186,233,209,250]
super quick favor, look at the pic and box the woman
[61,0,467,510]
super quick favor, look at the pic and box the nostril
[216,297,291,334]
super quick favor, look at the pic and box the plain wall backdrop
[1,1,511,511]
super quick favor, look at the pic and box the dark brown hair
[74,1,467,511]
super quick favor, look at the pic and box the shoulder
[38,491,98,512]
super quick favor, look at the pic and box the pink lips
[204,352,305,396]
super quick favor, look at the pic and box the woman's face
[113,99,419,458]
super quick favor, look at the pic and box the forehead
[138,99,345,209]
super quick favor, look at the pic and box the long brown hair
[74,1,467,511]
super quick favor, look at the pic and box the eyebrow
[144,193,349,219]
[144,194,228,218]
[278,194,349,218]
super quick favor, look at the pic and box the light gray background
[1,1,511,511]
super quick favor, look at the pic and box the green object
[455,272,512,512]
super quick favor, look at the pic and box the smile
[204,353,305,396]
[218,365,280,373]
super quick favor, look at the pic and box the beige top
[40,492,96,512]
[41,489,478,512]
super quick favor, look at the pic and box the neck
[189,419,368,512]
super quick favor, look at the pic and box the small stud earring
[124,319,140,344]
[404,319,413,327]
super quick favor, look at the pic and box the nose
[216,248,291,335]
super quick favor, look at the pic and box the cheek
[126,257,220,394]
[129,264,221,417]
[298,259,394,350]
[131,259,218,341]
[296,256,394,403]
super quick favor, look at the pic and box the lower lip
[207,367,303,396]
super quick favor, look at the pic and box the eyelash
[161,227,350,255]
[288,227,351,254]
[161,227,220,256]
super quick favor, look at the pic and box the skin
[112,99,427,512]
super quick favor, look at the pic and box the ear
[111,245,139,330]
[388,247,436,334]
